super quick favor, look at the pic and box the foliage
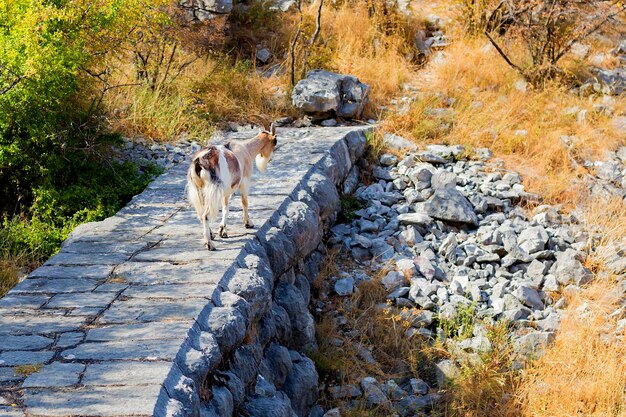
[437,301,478,341]
[338,195,366,223]
[0,156,160,263]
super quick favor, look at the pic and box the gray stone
[22,362,84,388]
[292,70,370,119]
[360,377,389,407]
[256,48,271,64]
[514,286,544,310]
[594,68,626,95]
[514,331,554,358]
[334,277,355,296]
[200,306,248,354]
[241,392,295,417]
[329,384,362,399]
[552,249,593,286]
[260,343,292,389]
[23,385,162,416]
[83,361,171,386]
[527,259,549,280]
[431,170,457,189]
[409,378,429,395]
[282,351,318,417]
[0,351,54,366]
[397,212,432,226]
[423,188,478,226]
[382,271,405,291]
[434,359,459,387]
[384,133,417,151]
[380,153,398,167]
[0,335,53,351]
[518,226,549,254]
[395,394,439,416]
[275,283,315,350]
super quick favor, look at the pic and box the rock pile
[328,144,596,358]
[114,137,202,170]
[585,145,626,199]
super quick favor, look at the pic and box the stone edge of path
[154,127,368,416]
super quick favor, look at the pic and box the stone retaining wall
[0,126,369,417]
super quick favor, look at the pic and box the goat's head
[254,117,277,173]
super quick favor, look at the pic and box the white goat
[187,121,277,250]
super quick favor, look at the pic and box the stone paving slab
[0,126,370,416]
[23,385,164,416]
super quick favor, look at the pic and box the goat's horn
[249,114,271,132]
[270,122,276,136]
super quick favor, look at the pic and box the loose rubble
[317,142,605,415]
[114,136,202,171]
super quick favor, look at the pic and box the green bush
[1,157,161,262]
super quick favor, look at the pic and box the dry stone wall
[0,126,369,417]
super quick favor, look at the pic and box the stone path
[0,126,369,417]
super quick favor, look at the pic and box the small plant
[14,364,43,376]
[338,195,366,223]
[437,301,478,341]
[364,130,387,164]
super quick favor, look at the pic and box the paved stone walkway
[0,126,369,417]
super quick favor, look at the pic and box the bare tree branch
[289,0,303,86]
[484,31,524,74]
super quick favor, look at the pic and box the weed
[437,301,478,341]
[338,195,366,223]
[14,364,43,376]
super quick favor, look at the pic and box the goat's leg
[241,180,254,229]
[219,195,230,238]
[201,216,215,251]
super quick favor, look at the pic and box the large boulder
[551,249,593,286]
[422,188,479,226]
[292,70,370,119]
[180,0,232,21]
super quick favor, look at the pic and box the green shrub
[0,156,161,263]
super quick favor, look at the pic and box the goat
[187,120,277,250]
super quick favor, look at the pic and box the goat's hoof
[205,242,216,251]
[219,226,228,238]
[245,222,254,229]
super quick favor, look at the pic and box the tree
[483,0,626,86]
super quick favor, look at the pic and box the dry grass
[100,0,424,141]
[310,2,419,108]
[505,197,626,417]
[383,36,625,203]
[103,58,293,141]
[311,259,441,415]
[442,322,521,417]
[514,280,626,417]
[0,259,19,297]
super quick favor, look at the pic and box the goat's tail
[187,151,223,222]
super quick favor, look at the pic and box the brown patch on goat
[223,149,241,188]
[197,146,221,184]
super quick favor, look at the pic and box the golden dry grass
[103,58,293,141]
[383,36,625,203]
[507,197,626,417]
[311,260,444,415]
[0,259,19,297]
[514,280,626,417]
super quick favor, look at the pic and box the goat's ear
[270,122,276,136]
